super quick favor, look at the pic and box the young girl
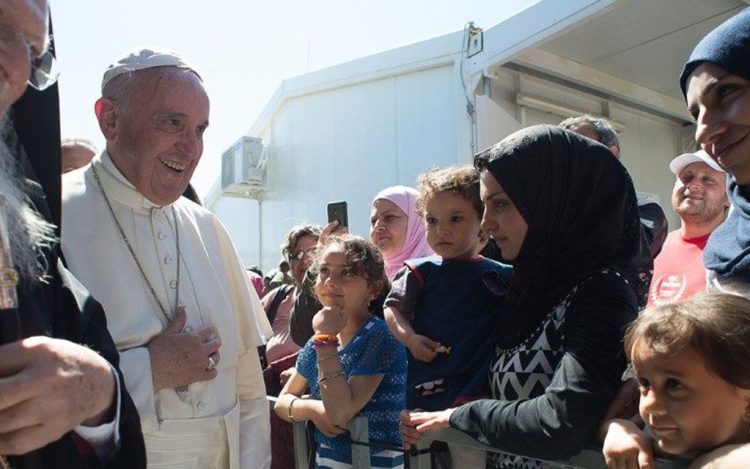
[274,235,407,468]
[603,292,750,468]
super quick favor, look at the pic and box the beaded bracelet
[313,342,337,350]
[312,334,340,349]
[318,370,345,384]
[313,333,339,344]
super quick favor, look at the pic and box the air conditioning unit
[221,136,268,198]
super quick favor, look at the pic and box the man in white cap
[61,47,272,468]
[648,150,729,305]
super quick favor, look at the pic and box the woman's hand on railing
[398,410,421,449]
[398,408,455,449]
[602,418,654,469]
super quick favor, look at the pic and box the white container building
[206,0,746,271]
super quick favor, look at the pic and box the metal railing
[267,396,690,468]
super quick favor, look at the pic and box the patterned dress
[486,269,626,469]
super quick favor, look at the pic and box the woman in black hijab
[400,125,641,467]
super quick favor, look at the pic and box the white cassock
[62,152,273,468]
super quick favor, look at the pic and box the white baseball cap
[101,47,199,91]
[669,150,723,175]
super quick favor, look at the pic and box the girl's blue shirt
[297,315,407,465]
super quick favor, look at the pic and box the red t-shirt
[648,230,710,306]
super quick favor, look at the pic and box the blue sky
[49,0,538,195]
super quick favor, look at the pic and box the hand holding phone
[327,201,348,230]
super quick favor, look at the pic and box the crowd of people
[4,1,750,468]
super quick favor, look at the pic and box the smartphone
[327,201,348,229]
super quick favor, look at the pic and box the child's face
[423,192,482,260]
[314,246,375,318]
[633,342,750,455]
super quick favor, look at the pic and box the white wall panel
[215,64,459,270]
[211,196,260,267]
[333,78,399,233]
[395,67,460,182]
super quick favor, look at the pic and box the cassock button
[158,231,166,240]
[169,280,177,289]
[197,400,207,411]
[164,255,173,264]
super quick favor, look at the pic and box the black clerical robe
[5,185,146,468]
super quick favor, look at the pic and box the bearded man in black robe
[0,0,145,466]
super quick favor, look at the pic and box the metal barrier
[267,396,690,468]
[402,425,689,469]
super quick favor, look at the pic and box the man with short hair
[648,150,728,305]
[62,47,272,467]
[0,0,145,466]
[560,115,621,157]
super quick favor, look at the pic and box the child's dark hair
[311,234,390,311]
[415,166,483,218]
[625,292,750,389]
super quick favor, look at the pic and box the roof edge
[247,29,464,137]
[479,0,618,70]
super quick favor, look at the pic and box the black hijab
[679,7,750,99]
[475,125,644,346]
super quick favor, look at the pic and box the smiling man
[648,150,728,306]
[61,48,272,468]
